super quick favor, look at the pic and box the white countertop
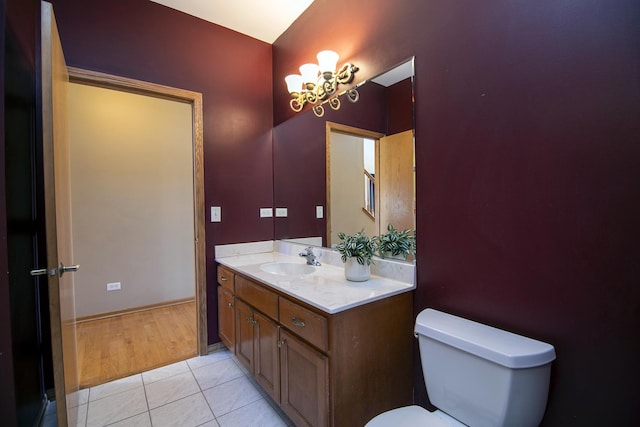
[216,251,415,314]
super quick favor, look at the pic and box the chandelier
[285,50,359,117]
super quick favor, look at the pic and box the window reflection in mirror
[363,138,376,219]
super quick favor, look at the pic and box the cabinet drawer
[217,266,235,291]
[236,276,278,320]
[279,298,328,352]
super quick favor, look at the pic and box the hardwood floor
[76,301,197,389]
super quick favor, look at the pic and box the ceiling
[371,59,414,87]
[148,0,314,44]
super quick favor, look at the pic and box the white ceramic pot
[344,258,370,282]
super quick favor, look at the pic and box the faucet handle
[299,247,320,266]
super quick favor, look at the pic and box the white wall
[68,83,195,317]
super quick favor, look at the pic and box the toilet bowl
[365,309,556,427]
[365,406,467,427]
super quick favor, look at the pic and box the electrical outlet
[275,208,288,217]
[316,206,324,219]
[107,282,121,291]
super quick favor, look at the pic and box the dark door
[2,0,53,425]
[6,80,51,425]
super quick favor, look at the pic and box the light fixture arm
[310,84,361,117]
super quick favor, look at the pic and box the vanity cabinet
[217,266,236,351]
[235,275,281,402]
[217,264,413,427]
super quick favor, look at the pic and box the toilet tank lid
[415,309,556,368]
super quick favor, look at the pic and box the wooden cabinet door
[217,286,235,352]
[279,329,329,427]
[235,299,254,371]
[254,312,280,403]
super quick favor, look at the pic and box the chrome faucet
[299,247,321,266]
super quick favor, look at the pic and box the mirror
[273,57,415,252]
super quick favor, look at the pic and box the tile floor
[66,349,293,427]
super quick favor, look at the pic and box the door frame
[66,67,207,355]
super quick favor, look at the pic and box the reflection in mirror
[273,57,415,257]
[327,123,414,247]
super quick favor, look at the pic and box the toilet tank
[415,309,556,427]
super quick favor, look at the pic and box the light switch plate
[260,208,273,218]
[211,206,221,222]
[275,208,288,217]
[316,206,324,219]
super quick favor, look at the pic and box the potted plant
[375,224,416,260]
[335,229,376,281]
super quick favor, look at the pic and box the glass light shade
[285,74,303,93]
[299,63,320,84]
[317,50,339,74]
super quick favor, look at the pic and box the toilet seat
[365,406,453,427]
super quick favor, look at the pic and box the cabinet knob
[220,276,228,281]
[228,302,233,308]
[291,317,306,327]
[277,340,286,348]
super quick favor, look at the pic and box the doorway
[326,122,415,247]
[67,68,207,387]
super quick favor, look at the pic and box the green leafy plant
[375,224,416,259]
[335,229,376,266]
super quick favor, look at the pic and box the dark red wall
[274,0,640,425]
[48,0,274,344]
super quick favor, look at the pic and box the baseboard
[76,297,195,323]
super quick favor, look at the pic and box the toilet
[366,308,556,427]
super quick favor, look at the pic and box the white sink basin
[260,262,316,276]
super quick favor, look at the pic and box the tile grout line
[82,388,90,427]
[141,375,152,427]
[192,351,268,424]
[188,354,219,426]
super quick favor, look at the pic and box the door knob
[30,268,56,277]
[59,263,79,277]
